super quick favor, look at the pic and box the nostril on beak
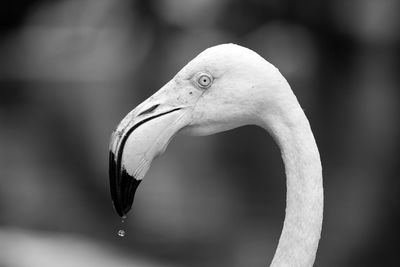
[138,104,159,116]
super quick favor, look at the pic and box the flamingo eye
[196,73,213,89]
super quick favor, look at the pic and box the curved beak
[109,83,192,217]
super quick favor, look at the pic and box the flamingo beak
[109,84,192,217]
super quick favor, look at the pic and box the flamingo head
[109,44,285,217]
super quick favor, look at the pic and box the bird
[109,44,323,266]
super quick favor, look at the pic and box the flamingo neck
[257,87,323,266]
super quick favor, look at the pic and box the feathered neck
[256,79,323,266]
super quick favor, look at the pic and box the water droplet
[122,215,127,219]
[118,229,125,237]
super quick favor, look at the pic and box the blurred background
[0,0,399,266]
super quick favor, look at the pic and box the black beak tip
[112,200,126,218]
[109,152,141,218]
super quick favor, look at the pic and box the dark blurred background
[0,0,399,266]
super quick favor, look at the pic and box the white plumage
[110,44,323,266]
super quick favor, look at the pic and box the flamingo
[109,44,323,266]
